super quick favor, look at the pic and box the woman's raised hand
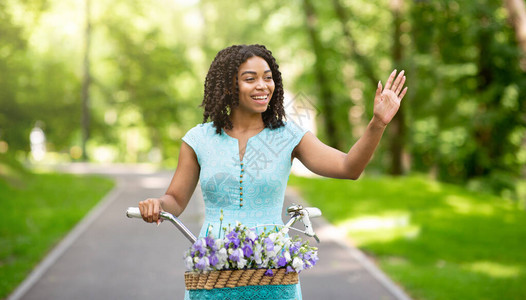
[373,70,407,126]
[139,198,163,225]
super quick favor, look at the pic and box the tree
[387,0,406,175]
[302,0,340,149]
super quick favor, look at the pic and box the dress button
[240,198,243,201]
[241,169,244,172]
[240,186,243,190]
[240,174,243,178]
[240,203,244,207]
[240,192,243,195]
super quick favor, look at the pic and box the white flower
[284,251,291,262]
[217,248,228,262]
[279,235,290,246]
[262,257,270,268]
[247,230,257,242]
[214,239,224,250]
[238,258,248,269]
[268,232,278,242]
[292,257,304,272]
[253,244,263,265]
[184,256,194,270]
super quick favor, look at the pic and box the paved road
[9,164,411,300]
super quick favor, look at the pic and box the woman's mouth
[251,94,269,105]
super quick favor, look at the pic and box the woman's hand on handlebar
[139,198,163,225]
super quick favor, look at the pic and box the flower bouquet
[183,222,318,290]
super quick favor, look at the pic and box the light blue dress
[182,121,307,300]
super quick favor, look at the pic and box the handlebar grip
[126,207,142,218]
[305,207,322,218]
[125,207,197,244]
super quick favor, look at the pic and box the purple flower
[264,237,274,251]
[290,242,301,254]
[226,230,240,248]
[304,252,311,261]
[306,251,319,266]
[193,238,207,254]
[205,236,216,249]
[229,248,243,262]
[286,266,295,273]
[196,257,209,271]
[226,230,237,240]
[264,269,274,276]
[209,254,219,267]
[277,256,287,268]
[242,244,253,257]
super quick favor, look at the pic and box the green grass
[289,175,526,300]
[0,171,114,299]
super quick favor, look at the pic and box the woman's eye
[265,76,273,80]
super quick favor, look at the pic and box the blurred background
[1,0,526,299]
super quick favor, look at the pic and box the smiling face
[234,56,275,116]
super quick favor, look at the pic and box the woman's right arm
[139,141,200,223]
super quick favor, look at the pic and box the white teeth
[252,96,267,100]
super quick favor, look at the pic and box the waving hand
[374,70,407,126]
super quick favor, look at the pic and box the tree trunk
[503,0,526,180]
[388,0,405,175]
[81,0,91,161]
[302,0,340,149]
[503,0,526,68]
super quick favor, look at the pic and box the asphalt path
[9,164,411,300]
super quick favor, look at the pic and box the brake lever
[286,204,320,243]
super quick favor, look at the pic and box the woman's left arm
[294,70,407,179]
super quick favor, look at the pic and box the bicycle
[125,204,322,244]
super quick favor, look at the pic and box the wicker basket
[184,268,299,290]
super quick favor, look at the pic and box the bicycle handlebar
[126,207,197,244]
[126,204,321,244]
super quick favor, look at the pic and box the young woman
[138,44,407,299]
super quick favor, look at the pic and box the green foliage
[0,0,524,192]
[289,175,526,300]
[0,172,114,299]
[406,0,526,196]
[0,1,30,151]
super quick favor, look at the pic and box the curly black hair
[201,44,286,134]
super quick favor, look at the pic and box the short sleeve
[286,120,308,148]
[181,124,203,162]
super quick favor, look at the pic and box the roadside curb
[7,178,125,300]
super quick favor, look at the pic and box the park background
[1,0,526,299]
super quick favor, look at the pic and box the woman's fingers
[139,198,161,223]
[394,75,406,96]
[147,201,154,223]
[384,69,406,94]
[375,81,382,104]
[399,87,408,100]
[391,70,404,92]
[152,202,160,223]
[384,69,397,90]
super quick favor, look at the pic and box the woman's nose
[256,79,267,90]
